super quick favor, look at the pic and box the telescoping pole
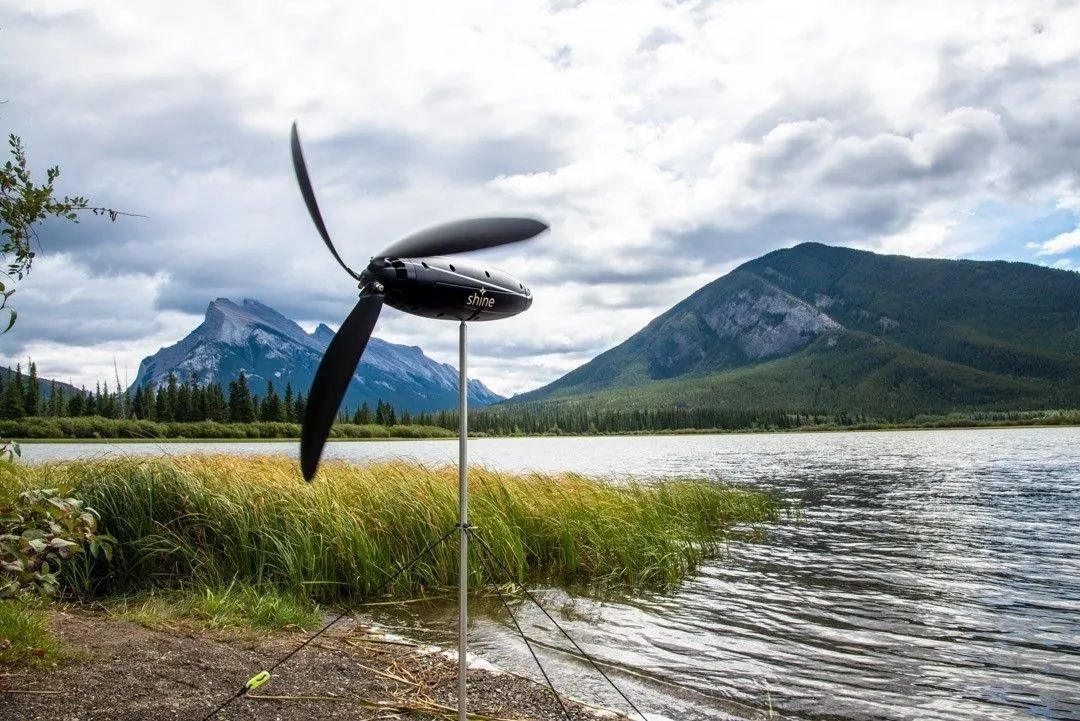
[458,320,469,721]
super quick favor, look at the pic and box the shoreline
[1,607,623,721]
[10,418,1080,443]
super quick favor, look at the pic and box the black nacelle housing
[363,256,532,322]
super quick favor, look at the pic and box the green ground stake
[246,671,271,691]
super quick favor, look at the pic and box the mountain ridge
[131,298,503,412]
[510,243,1080,416]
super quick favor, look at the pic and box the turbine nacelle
[363,256,532,322]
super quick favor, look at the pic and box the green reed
[4,455,779,601]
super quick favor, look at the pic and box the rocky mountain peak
[201,298,319,349]
[131,298,504,411]
[311,323,336,347]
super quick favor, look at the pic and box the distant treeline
[464,405,1080,435]
[0,416,454,440]
[1,406,1076,441]
[2,363,1077,440]
[0,365,450,428]
[469,406,831,434]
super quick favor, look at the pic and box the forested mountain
[0,364,81,418]
[507,243,1080,420]
[130,298,502,413]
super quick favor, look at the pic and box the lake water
[22,428,1080,720]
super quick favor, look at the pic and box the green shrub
[0,486,114,598]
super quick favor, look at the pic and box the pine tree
[175,378,192,422]
[205,383,228,422]
[227,380,239,421]
[260,381,283,422]
[191,375,207,421]
[98,381,117,418]
[83,386,96,416]
[49,380,64,416]
[67,387,84,417]
[131,386,145,419]
[355,401,372,424]
[25,361,39,416]
[106,381,119,418]
[142,384,154,420]
[184,374,204,422]
[283,383,294,423]
[163,372,179,422]
[228,372,255,423]
[293,393,306,422]
[1,364,26,419]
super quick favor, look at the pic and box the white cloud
[0,254,197,387]
[877,213,961,258]
[1029,227,1080,256]
[3,0,1080,393]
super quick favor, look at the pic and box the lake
[21,428,1080,720]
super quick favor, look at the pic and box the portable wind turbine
[290,123,547,721]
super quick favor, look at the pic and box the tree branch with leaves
[0,132,132,460]
[1,133,138,332]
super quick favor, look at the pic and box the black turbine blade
[376,216,548,259]
[301,291,384,480]
[290,122,363,282]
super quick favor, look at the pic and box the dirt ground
[0,610,622,721]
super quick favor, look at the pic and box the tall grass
[0,598,65,666]
[3,455,779,600]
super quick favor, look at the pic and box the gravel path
[0,610,624,721]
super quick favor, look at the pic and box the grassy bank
[2,456,779,603]
[0,416,455,441]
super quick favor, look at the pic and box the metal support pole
[458,320,469,721]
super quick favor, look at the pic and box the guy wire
[470,529,648,721]
[199,524,459,721]
[201,523,648,721]
[471,527,572,721]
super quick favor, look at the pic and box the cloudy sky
[2,0,1079,395]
